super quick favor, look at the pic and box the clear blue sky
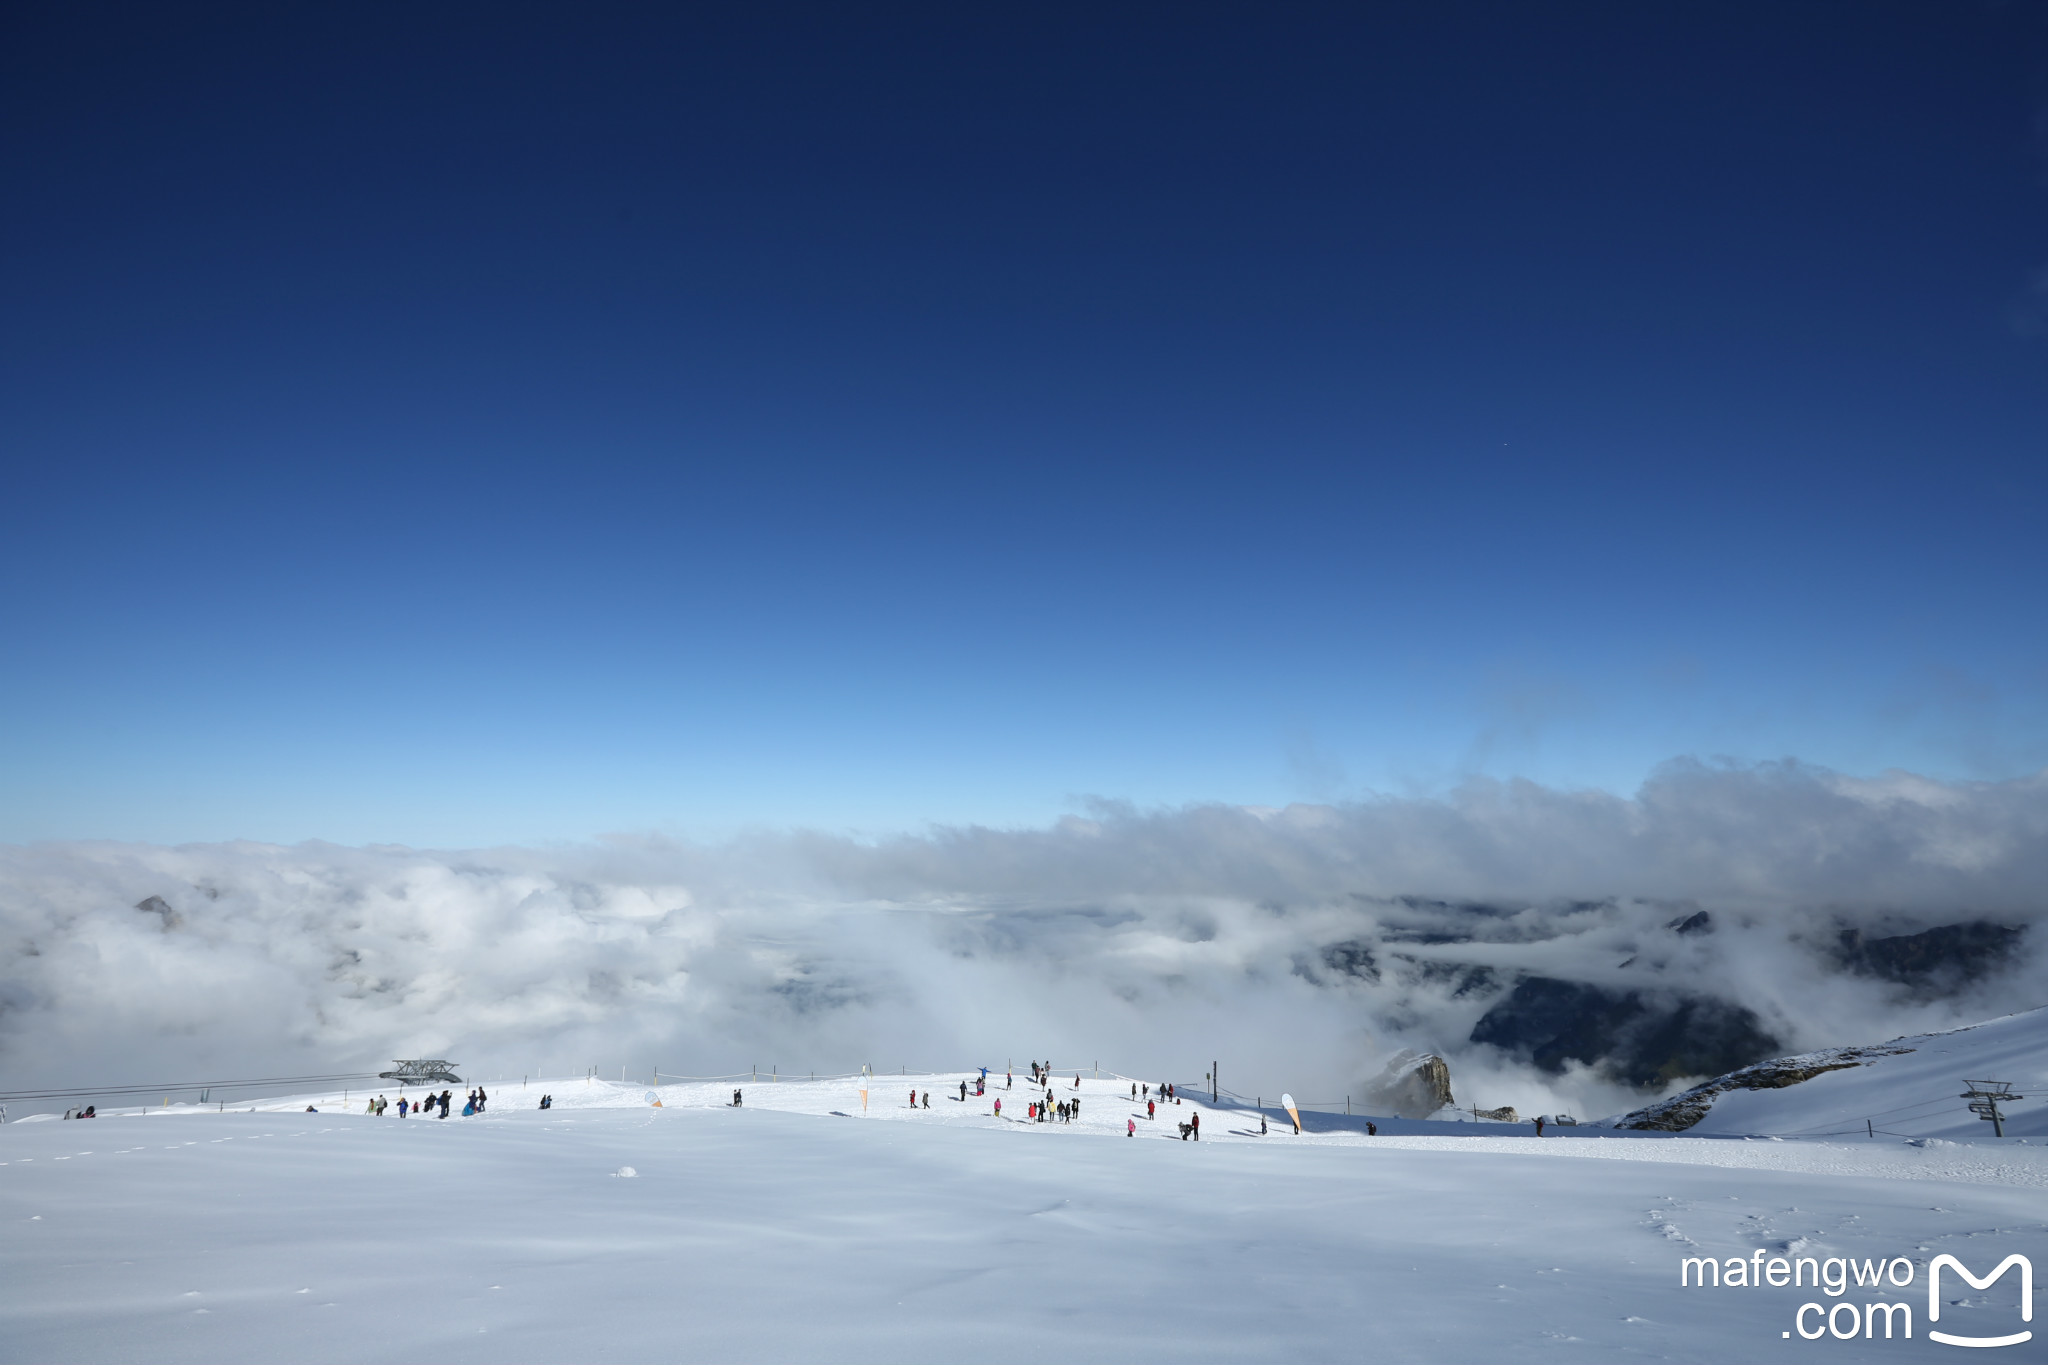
[2,5,2044,845]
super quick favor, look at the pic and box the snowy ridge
[1611,1044,1917,1132]
[1608,1004,2048,1139]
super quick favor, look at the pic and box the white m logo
[1928,1254,2032,1349]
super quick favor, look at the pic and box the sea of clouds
[2,759,2044,1119]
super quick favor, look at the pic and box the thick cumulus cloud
[2,760,2045,1119]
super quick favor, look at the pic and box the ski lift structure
[379,1059,463,1088]
[1961,1079,2021,1138]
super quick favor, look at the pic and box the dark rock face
[1835,921,2024,991]
[1468,976,1779,1089]
[1319,940,1379,981]
[133,895,180,930]
[1667,910,1712,935]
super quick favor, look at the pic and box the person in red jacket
[1191,1112,1200,1140]
[1147,1099,1155,1120]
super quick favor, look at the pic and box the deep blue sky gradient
[3,4,2045,843]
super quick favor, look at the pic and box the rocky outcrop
[1469,976,1779,1089]
[134,895,180,930]
[1472,1104,1519,1122]
[1612,1042,1917,1131]
[1366,1050,1455,1119]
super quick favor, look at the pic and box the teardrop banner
[1282,1093,1301,1135]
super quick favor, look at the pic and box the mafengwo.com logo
[1680,1250,2032,1346]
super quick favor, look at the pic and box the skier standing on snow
[477,1086,487,1113]
[1147,1099,1154,1120]
[994,1098,1002,1118]
[1127,1119,1135,1136]
[960,1080,968,1102]
[1191,1112,1199,1140]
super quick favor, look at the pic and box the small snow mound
[1907,1138,1955,1149]
[612,1166,637,1178]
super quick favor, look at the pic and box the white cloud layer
[3,759,2044,1119]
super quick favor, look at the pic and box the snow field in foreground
[4,1081,2044,1363]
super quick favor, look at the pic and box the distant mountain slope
[1609,1006,2048,1138]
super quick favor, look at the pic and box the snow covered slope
[6,1069,2047,1362]
[1613,1006,2048,1139]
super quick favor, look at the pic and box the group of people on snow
[881,1065,1236,1142]
[1024,1060,1084,1090]
[1024,1092,1080,1124]
[366,1088,458,1118]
